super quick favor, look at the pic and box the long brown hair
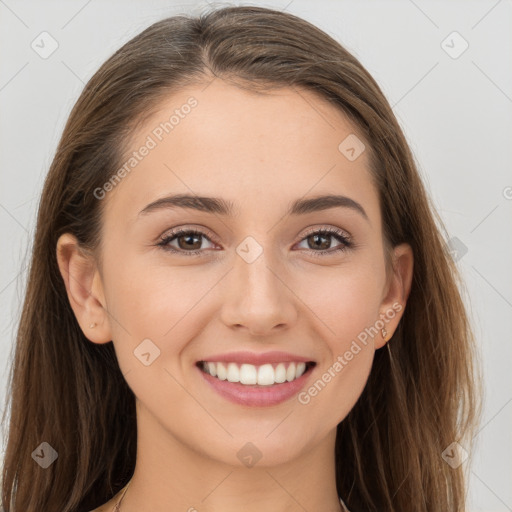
[1,6,482,511]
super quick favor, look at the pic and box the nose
[219,249,298,336]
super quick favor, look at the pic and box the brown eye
[157,229,216,256]
[175,232,203,250]
[296,228,353,257]
[306,233,332,250]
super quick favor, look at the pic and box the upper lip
[198,351,315,365]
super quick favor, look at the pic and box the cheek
[102,251,205,332]
[101,252,223,373]
[305,340,374,430]
[280,261,384,420]
[302,262,385,348]
[297,270,379,424]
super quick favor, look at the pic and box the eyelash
[156,226,354,258]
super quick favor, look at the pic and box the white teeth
[206,362,217,377]
[274,363,287,383]
[240,364,257,385]
[226,363,239,383]
[201,361,309,385]
[257,364,275,386]
[286,362,297,382]
[216,362,227,380]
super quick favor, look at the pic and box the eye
[156,228,218,256]
[295,227,353,257]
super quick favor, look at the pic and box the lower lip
[196,363,316,407]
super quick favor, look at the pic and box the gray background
[1,0,511,510]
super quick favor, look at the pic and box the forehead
[103,79,379,225]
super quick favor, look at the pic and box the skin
[57,79,413,512]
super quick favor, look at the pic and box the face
[59,78,412,468]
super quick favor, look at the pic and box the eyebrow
[138,193,369,222]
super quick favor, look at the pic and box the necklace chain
[112,480,131,512]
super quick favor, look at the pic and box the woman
[1,6,481,512]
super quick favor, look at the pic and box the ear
[56,233,112,344]
[374,242,414,350]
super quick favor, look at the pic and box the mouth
[196,360,317,386]
[195,360,317,407]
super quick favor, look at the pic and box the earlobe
[56,233,112,344]
[375,242,414,349]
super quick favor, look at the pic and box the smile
[196,360,317,407]
[198,361,315,386]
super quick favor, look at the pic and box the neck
[119,401,343,512]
